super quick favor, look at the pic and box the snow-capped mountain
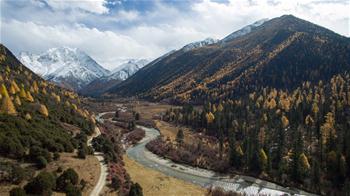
[79,58,149,96]
[109,59,149,80]
[221,18,269,42]
[182,38,219,52]
[19,47,109,90]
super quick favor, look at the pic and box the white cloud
[1,0,349,70]
[1,20,161,70]
[45,0,109,14]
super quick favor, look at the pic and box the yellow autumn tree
[32,81,39,93]
[14,96,21,106]
[281,115,289,128]
[305,115,314,126]
[9,83,16,95]
[0,96,17,116]
[26,91,34,102]
[10,80,20,93]
[206,112,215,124]
[321,112,336,144]
[39,104,49,117]
[19,87,27,99]
[25,113,32,121]
[299,153,311,171]
[217,103,224,112]
[312,102,319,117]
[0,84,9,98]
[259,148,268,171]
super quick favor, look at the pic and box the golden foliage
[236,145,244,156]
[25,113,32,121]
[321,112,336,144]
[299,153,311,170]
[312,102,319,116]
[281,115,289,128]
[19,87,27,99]
[217,103,224,112]
[26,91,34,102]
[0,96,17,115]
[32,81,39,93]
[14,95,21,106]
[0,84,9,98]
[259,149,268,171]
[206,112,215,124]
[305,115,314,126]
[39,104,49,117]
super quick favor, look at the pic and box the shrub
[65,183,82,196]
[9,187,26,196]
[129,182,143,196]
[53,152,60,161]
[57,166,63,173]
[56,168,79,191]
[36,156,48,169]
[24,171,56,196]
[111,176,121,190]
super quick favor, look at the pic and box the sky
[1,0,349,70]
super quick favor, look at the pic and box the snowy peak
[221,18,269,42]
[109,59,149,80]
[18,47,109,90]
[182,38,219,52]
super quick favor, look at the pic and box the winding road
[127,125,316,196]
[88,113,109,196]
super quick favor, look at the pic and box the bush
[77,147,86,159]
[56,166,63,173]
[9,187,26,196]
[53,152,60,161]
[36,156,48,169]
[24,171,56,196]
[65,184,82,196]
[11,165,26,184]
[111,176,121,190]
[129,182,143,196]
[56,168,79,191]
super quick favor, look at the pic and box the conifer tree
[259,148,268,172]
[19,87,27,99]
[0,84,9,98]
[26,91,34,102]
[14,95,21,106]
[38,104,49,117]
[1,96,17,116]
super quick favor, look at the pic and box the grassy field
[123,155,206,196]
[48,152,100,196]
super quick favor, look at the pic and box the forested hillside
[159,73,350,195]
[110,15,350,104]
[0,44,96,194]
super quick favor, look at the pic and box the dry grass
[0,153,100,196]
[133,102,175,120]
[155,120,196,144]
[48,152,100,196]
[123,155,206,196]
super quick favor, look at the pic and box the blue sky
[1,0,349,70]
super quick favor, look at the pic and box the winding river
[127,125,316,196]
[97,111,315,195]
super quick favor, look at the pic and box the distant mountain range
[108,15,350,104]
[18,48,149,92]
[80,59,149,96]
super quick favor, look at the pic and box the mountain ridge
[108,15,350,104]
